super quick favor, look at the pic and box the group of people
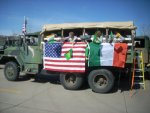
[45,30,125,44]
[91,31,125,43]
[45,32,77,43]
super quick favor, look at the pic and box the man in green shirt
[85,31,103,60]
[92,31,103,44]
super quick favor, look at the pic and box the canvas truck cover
[42,21,136,33]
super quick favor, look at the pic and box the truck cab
[0,33,42,81]
[134,36,150,70]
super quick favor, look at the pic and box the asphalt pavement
[0,66,150,113]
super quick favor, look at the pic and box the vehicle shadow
[32,74,90,90]
[31,73,132,92]
[16,70,61,84]
[16,71,150,93]
[110,71,150,93]
[0,65,5,69]
[17,75,32,81]
[33,74,61,84]
[113,76,131,93]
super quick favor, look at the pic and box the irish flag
[88,42,128,68]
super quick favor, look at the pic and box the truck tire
[60,73,84,90]
[4,62,19,81]
[88,69,114,93]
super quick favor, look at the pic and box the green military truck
[134,36,150,66]
[0,33,42,74]
[0,21,150,93]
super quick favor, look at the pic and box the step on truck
[1,21,150,93]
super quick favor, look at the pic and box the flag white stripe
[45,61,85,66]
[61,53,85,56]
[100,43,114,66]
[44,66,85,70]
[62,48,85,51]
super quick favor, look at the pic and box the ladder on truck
[130,50,145,95]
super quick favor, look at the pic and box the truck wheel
[60,73,84,90]
[4,62,19,81]
[88,69,114,93]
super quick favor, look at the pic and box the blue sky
[0,0,150,35]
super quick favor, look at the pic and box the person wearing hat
[114,31,125,43]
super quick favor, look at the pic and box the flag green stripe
[88,42,101,66]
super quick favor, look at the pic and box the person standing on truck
[91,31,103,43]
[65,32,78,42]
[85,31,103,60]
[114,31,125,43]
[108,31,125,43]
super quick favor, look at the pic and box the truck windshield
[26,36,39,46]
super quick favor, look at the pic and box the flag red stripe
[113,43,128,68]
[63,42,86,44]
[61,51,85,53]
[62,46,86,48]
[44,59,85,63]
[44,68,85,73]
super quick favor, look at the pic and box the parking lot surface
[0,66,150,113]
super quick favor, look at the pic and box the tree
[140,24,150,38]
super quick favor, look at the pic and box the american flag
[22,17,27,34]
[43,42,87,73]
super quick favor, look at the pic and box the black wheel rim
[93,75,108,88]
[6,65,15,79]
[65,73,77,85]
